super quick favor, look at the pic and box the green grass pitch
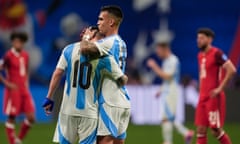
[0,123,239,143]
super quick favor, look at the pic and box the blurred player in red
[195,28,236,144]
[0,32,35,144]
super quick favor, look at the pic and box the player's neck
[203,45,212,53]
[12,48,22,53]
[164,51,171,59]
[106,28,118,37]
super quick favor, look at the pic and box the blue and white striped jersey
[94,35,131,108]
[56,42,124,118]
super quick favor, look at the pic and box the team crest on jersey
[222,54,228,61]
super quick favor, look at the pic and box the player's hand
[210,87,221,98]
[5,81,17,90]
[42,98,54,115]
[147,58,157,69]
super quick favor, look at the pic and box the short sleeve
[215,50,228,66]
[56,50,68,70]
[2,53,10,68]
[94,38,113,56]
[99,56,123,80]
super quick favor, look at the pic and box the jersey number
[72,60,92,89]
[119,56,126,70]
[209,111,220,127]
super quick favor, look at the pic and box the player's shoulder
[168,54,179,63]
[97,34,124,43]
[63,42,79,54]
[5,49,13,55]
[211,46,222,53]
[3,50,14,59]
[197,51,204,58]
[21,50,29,56]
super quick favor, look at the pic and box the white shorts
[97,103,130,140]
[160,90,178,121]
[53,113,97,144]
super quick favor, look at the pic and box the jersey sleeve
[56,49,68,70]
[1,53,10,68]
[163,58,178,76]
[99,56,124,80]
[94,38,113,56]
[215,50,228,66]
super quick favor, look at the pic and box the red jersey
[3,48,29,87]
[198,47,228,102]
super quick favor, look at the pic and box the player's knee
[7,115,16,122]
[197,126,207,134]
[210,128,221,137]
[26,114,35,124]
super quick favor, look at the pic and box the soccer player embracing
[0,32,35,144]
[195,28,236,144]
[42,26,128,144]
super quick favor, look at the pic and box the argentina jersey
[94,35,130,108]
[56,42,124,118]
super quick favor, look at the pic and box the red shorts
[3,87,35,116]
[195,93,226,128]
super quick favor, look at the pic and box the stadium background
[0,0,239,143]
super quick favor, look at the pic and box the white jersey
[56,42,124,119]
[161,54,180,95]
[94,35,130,108]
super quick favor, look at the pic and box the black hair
[101,5,123,20]
[197,28,215,38]
[89,25,99,31]
[10,31,28,42]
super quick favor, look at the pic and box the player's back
[198,47,226,101]
[98,35,130,108]
[3,49,29,86]
[58,42,123,118]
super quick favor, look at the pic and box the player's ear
[109,18,115,27]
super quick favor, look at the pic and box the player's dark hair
[197,28,215,38]
[101,5,123,25]
[89,25,99,31]
[10,31,28,42]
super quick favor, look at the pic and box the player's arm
[217,61,236,91]
[42,49,67,114]
[210,51,236,97]
[46,68,65,100]
[101,56,128,86]
[80,37,113,57]
[80,40,100,56]
[147,58,173,81]
[0,58,17,89]
[43,68,64,115]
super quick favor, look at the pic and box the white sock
[174,121,188,136]
[162,121,173,144]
